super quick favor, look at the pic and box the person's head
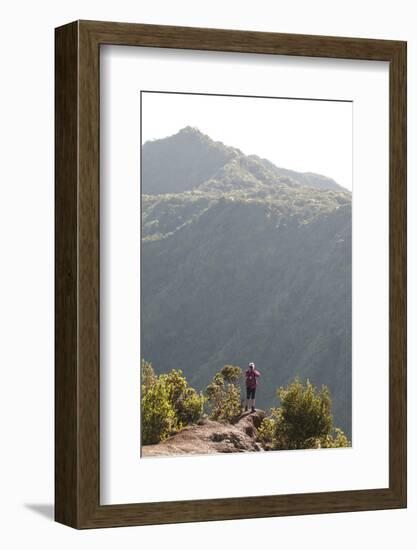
[249,362,255,370]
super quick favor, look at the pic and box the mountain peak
[142,127,236,195]
[142,129,347,195]
[178,125,204,135]
[175,126,211,144]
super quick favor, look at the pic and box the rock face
[142,410,267,457]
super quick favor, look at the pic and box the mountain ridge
[142,126,348,196]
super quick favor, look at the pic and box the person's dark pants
[246,387,256,400]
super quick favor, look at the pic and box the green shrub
[141,377,177,445]
[220,364,242,385]
[257,410,281,450]
[161,369,205,428]
[258,377,350,450]
[206,365,242,422]
[141,359,156,392]
[278,377,333,448]
[320,427,350,448]
[141,362,205,445]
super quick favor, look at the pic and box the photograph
[0,0,409,541]
[140,91,352,457]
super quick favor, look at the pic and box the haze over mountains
[141,126,352,436]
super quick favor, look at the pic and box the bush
[161,369,205,427]
[141,362,205,445]
[320,428,350,448]
[257,411,281,450]
[141,359,156,391]
[206,365,242,422]
[258,377,350,450]
[220,364,242,385]
[141,377,177,445]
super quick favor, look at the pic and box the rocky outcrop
[142,410,267,457]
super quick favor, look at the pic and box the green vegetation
[161,369,206,427]
[142,127,350,243]
[140,360,205,445]
[257,377,350,450]
[205,365,242,421]
[141,361,349,450]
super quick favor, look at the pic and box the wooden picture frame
[55,20,407,528]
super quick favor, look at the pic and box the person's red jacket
[245,368,260,389]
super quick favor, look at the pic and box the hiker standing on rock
[245,362,260,413]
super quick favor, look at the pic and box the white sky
[141,92,353,191]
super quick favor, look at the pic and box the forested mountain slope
[141,127,352,436]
